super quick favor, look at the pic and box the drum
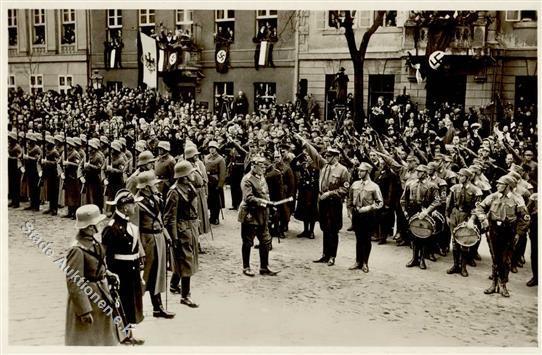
[453,222,481,248]
[408,213,435,239]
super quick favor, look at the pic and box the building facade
[86,9,296,116]
[7,9,537,121]
[7,9,90,93]
[296,10,538,119]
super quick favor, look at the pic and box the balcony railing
[404,25,482,52]
[60,44,77,54]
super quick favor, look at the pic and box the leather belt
[114,253,139,261]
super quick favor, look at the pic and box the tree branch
[343,12,359,63]
[359,11,386,56]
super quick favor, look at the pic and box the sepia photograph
[2,1,540,353]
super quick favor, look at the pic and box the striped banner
[258,40,269,67]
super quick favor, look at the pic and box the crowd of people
[7,84,538,345]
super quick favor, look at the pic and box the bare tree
[342,11,386,126]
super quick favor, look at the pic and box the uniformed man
[445,168,482,277]
[470,175,530,297]
[347,162,383,272]
[104,141,127,212]
[23,133,42,211]
[275,146,295,234]
[204,141,226,225]
[238,156,279,276]
[135,171,175,318]
[427,161,449,259]
[126,150,156,195]
[64,204,119,346]
[401,165,441,270]
[102,189,147,344]
[82,138,105,212]
[54,134,66,210]
[118,137,133,175]
[295,133,350,266]
[226,138,246,211]
[184,144,210,245]
[62,137,82,219]
[164,161,201,307]
[42,135,60,215]
[154,141,176,196]
[8,132,22,208]
[526,193,537,287]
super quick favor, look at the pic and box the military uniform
[8,141,23,208]
[473,184,530,295]
[303,143,350,263]
[43,147,61,214]
[238,171,273,272]
[64,148,82,217]
[372,163,401,242]
[64,232,118,346]
[227,147,246,210]
[164,181,200,288]
[135,188,169,306]
[191,159,210,235]
[204,153,226,224]
[84,150,105,212]
[106,153,127,203]
[24,143,42,211]
[275,160,295,233]
[401,174,441,269]
[445,180,482,276]
[154,153,176,196]
[347,173,383,270]
[102,211,145,325]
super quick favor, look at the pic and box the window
[254,82,276,114]
[176,10,194,36]
[61,9,76,45]
[376,11,397,27]
[506,11,537,22]
[30,74,43,94]
[139,9,155,35]
[107,81,123,92]
[107,9,122,41]
[256,10,278,34]
[8,9,17,47]
[214,82,234,116]
[327,10,362,29]
[8,75,16,90]
[58,75,73,94]
[215,10,235,42]
[32,9,46,46]
[368,75,395,111]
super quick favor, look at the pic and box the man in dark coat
[42,135,60,215]
[102,190,147,344]
[204,140,226,225]
[154,141,176,196]
[164,161,200,307]
[23,133,42,211]
[83,138,105,212]
[8,132,22,208]
[233,91,249,116]
[295,133,350,266]
[276,146,296,234]
[135,171,175,318]
[62,137,82,219]
[238,156,279,277]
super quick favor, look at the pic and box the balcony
[60,44,77,55]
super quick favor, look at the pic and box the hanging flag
[166,48,180,71]
[215,42,229,73]
[109,48,116,69]
[140,32,157,89]
[157,48,166,72]
[258,40,269,67]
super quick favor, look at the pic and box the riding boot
[460,254,469,277]
[406,241,419,267]
[499,279,510,297]
[484,278,498,294]
[242,244,251,269]
[447,250,461,274]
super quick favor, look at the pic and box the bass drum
[408,213,435,239]
[453,222,481,248]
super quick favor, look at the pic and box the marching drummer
[400,165,441,270]
[470,175,530,297]
[445,168,482,277]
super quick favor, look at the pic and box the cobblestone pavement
[7,190,538,347]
